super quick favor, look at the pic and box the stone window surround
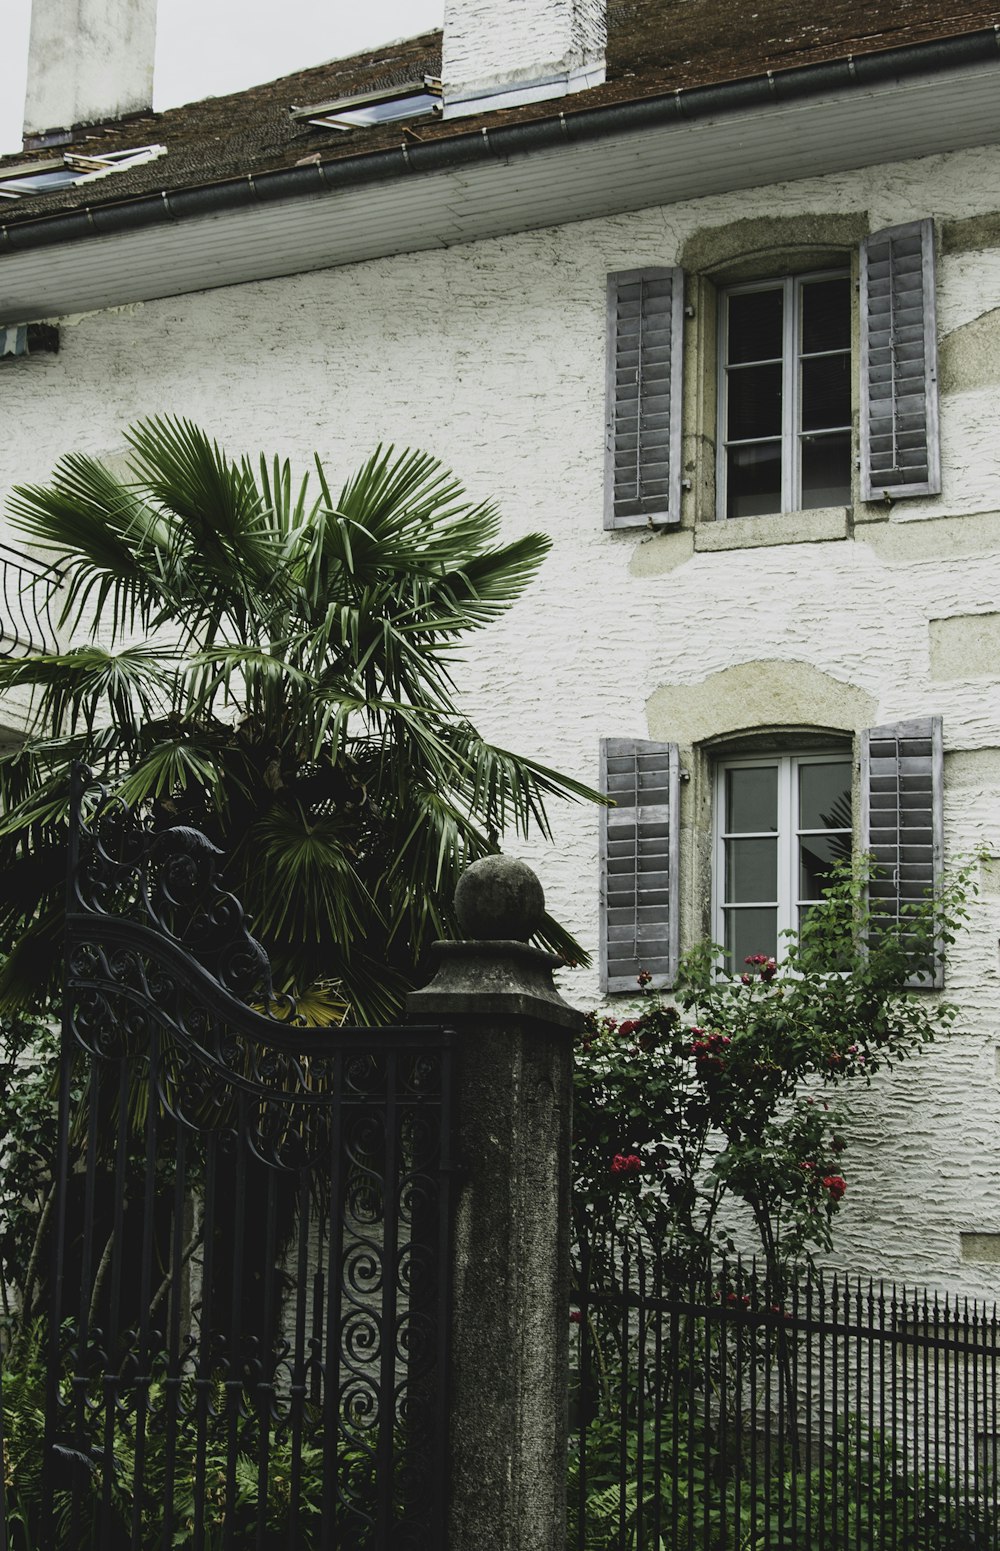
[682,725,860,952]
[711,744,854,969]
[676,213,876,549]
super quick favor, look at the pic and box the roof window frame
[290,78,442,132]
[0,143,167,201]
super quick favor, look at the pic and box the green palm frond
[0,783,73,841]
[330,445,498,549]
[0,644,176,746]
[240,803,381,946]
[115,740,228,809]
[429,722,604,840]
[257,452,320,541]
[0,420,600,1019]
[269,981,350,1028]
[125,416,267,562]
[8,453,172,640]
[412,534,554,631]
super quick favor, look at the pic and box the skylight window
[0,144,167,201]
[291,80,442,133]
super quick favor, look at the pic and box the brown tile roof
[2,0,999,226]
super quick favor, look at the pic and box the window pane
[799,831,852,899]
[727,362,783,440]
[726,765,778,833]
[801,354,851,432]
[725,907,777,968]
[801,276,851,354]
[725,837,777,902]
[728,287,783,364]
[801,431,851,508]
[799,761,852,830]
[727,443,782,519]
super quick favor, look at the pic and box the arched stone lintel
[646,660,877,747]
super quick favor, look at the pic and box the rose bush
[573,855,976,1291]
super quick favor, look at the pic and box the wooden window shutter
[860,220,941,501]
[599,738,680,992]
[861,716,944,987]
[605,267,685,530]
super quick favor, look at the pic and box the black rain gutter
[2,25,999,256]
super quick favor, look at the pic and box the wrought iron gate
[27,775,454,1549]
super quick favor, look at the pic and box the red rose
[611,1153,642,1176]
[822,1174,847,1201]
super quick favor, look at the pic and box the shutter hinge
[679,768,691,783]
[684,304,695,317]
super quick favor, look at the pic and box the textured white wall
[2,143,1000,1294]
[23,0,157,134]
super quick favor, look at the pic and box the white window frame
[716,269,852,520]
[712,750,853,968]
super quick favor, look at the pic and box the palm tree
[0,417,596,1022]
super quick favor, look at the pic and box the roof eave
[2,26,999,320]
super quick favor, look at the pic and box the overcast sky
[0,0,444,154]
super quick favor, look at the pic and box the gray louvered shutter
[861,717,944,987]
[600,738,680,992]
[604,268,685,530]
[860,220,940,501]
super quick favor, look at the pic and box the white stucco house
[3,0,1000,1295]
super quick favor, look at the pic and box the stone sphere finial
[454,854,546,942]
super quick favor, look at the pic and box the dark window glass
[726,765,778,833]
[799,832,852,899]
[799,761,852,831]
[801,276,851,354]
[726,906,778,967]
[801,354,851,432]
[721,271,851,518]
[727,363,783,440]
[727,444,782,519]
[725,837,778,902]
[728,287,783,363]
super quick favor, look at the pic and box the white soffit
[2,63,1000,324]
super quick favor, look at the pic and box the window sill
[694,506,850,552]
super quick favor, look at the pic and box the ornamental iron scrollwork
[34,768,454,1550]
[71,775,284,1010]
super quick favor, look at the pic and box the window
[290,80,442,132]
[718,273,852,519]
[713,751,852,968]
[0,145,167,201]
[604,219,941,534]
[598,717,942,993]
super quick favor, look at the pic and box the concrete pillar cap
[454,854,545,942]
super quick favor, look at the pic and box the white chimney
[442,0,606,119]
[23,0,158,138]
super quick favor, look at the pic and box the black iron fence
[0,543,62,656]
[571,1240,1000,1550]
[1,778,454,1550]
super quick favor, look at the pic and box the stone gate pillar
[407,854,582,1551]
